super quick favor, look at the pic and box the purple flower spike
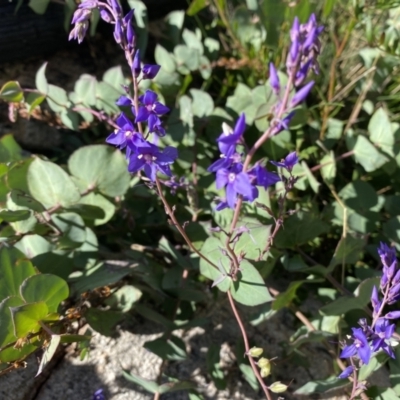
[340,328,371,365]
[216,164,256,209]
[338,366,354,379]
[269,63,280,95]
[132,50,141,77]
[290,81,314,108]
[270,151,299,171]
[128,138,178,181]
[142,64,161,80]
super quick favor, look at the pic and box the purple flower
[388,282,400,304]
[135,90,169,131]
[248,164,280,189]
[109,0,122,15]
[287,37,300,69]
[79,0,99,10]
[269,63,280,95]
[114,19,123,44]
[295,59,312,86]
[290,17,300,41]
[290,81,314,108]
[106,113,139,151]
[150,117,166,137]
[128,137,178,181]
[378,242,397,270]
[116,96,133,107]
[269,112,294,136]
[71,9,91,24]
[132,50,141,77]
[338,365,354,379]
[215,198,229,211]
[142,64,161,80]
[384,311,400,320]
[340,328,371,365]
[216,114,246,155]
[100,8,112,23]
[92,388,105,400]
[69,21,89,43]
[216,163,257,209]
[208,146,238,173]
[286,14,323,81]
[124,10,135,50]
[371,318,395,358]
[371,286,381,318]
[270,151,299,171]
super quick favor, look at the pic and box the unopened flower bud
[132,50,141,77]
[109,0,122,15]
[257,357,270,368]
[290,81,314,108]
[72,8,91,24]
[269,62,280,95]
[260,366,271,378]
[114,20,123,44]
[247,346,263,358]
[269,381,288,393]
[385,311,400,319]
[142,64,161,80]
[338,365,354,379]
[100,8,112,23]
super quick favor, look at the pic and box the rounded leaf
[27,158,81,208]
[230,260,273,306]
[0,81,23,102]
[68,145,130,197]
[20,274,69,313]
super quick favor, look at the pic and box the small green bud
[269,381,288,393]
[247,346,263,358]
[257,357,270,368]
[260,366,271,378]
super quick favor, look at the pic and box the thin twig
[226,291,272,400]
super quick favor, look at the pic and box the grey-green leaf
[27,158,81,208]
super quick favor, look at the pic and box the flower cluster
[207,15,322,211]
[69,0,177,181]
[338,242,400,379]
[208,113,293,210]
[269,14,323,136]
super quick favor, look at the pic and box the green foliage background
[2,0,400,398]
